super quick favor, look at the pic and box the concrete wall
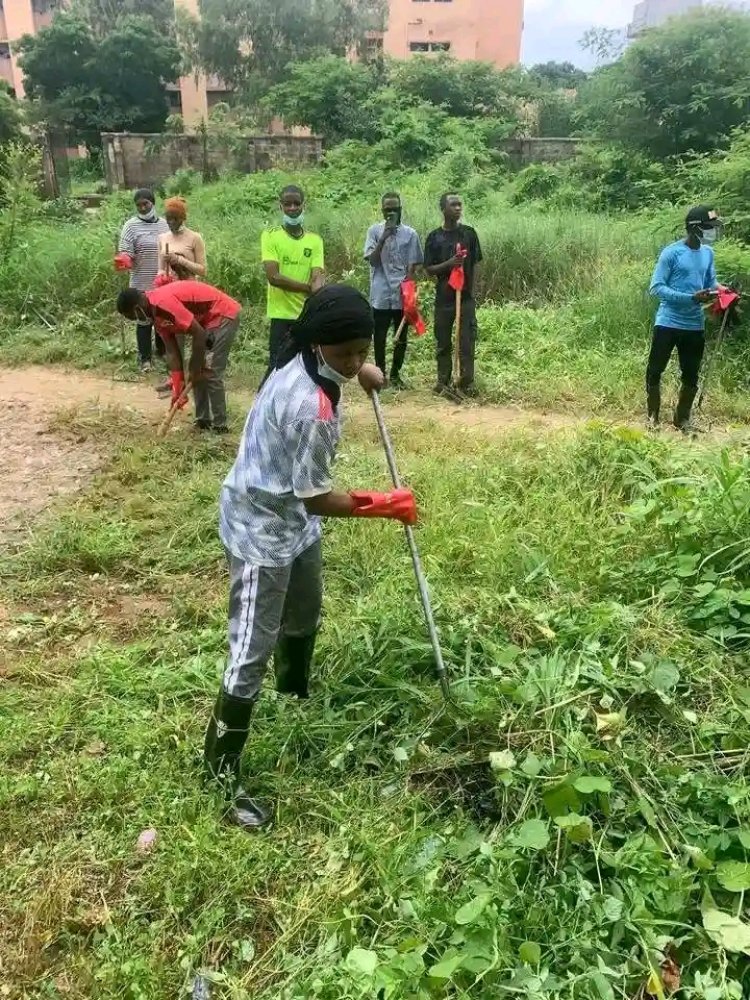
[383,0,523,65]
[499,137,586,168]
[102,132,324,191]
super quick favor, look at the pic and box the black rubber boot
[274,633,316,699]
[674,384,698,433]
[203,689,271,830]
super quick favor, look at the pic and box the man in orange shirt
[117,280,242,433]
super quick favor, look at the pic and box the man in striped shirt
[115,189,169,372]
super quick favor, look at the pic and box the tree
[179,0,385,98]
[264,56,381,145]
[387,56,530,120]
[263,53,524,148]
[0,83,23,145]
[576,8,750,158]
[530,61,587,91]
[69,0,174,37]
[17,13,180,142]
[578,27,626,65]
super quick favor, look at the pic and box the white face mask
[317,348,352,385]
[700,227,718,245]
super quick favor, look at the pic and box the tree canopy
[180,0,384,98]
[530,61,587,91]
[69,0,175,38]
[576,8,750,157]
[17,12,180,140]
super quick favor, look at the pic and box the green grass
[1,173,749,423]
[2,401,750,999]
[3,171,750,998]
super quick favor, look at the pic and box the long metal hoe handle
[371,392,451,702]
[698,306,731,410]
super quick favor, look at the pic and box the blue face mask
[700,227,718,245]
[283,212,304,228]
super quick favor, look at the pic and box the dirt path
[0,365,743,541]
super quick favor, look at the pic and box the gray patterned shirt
[219,355,342,567]
[364,223,424,310]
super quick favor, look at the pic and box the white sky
[520,0,637,67]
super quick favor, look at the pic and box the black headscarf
[270,284,374,409]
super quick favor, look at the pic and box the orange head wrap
[164,196,187,222]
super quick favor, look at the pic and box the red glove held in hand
[170,370,187,409]
[350,488,417,526]
[114,252,133,271]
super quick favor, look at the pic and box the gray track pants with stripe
[223,541,322,701]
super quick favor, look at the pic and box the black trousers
[259,319,296,390]
[135,322,165,364]
[373,309,408,378]
[646,325,705,422]
[269,318,295,368]
[434,296,477,388]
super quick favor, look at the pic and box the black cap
[686,205,720,229]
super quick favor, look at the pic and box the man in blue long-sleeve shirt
[646,205,722,432]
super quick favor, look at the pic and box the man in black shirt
[424,193,483,397]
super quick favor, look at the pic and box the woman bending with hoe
[205,285,418,830]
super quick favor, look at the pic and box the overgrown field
[2,174,750,998]
[2,400,750,999]
[1,170,749,419]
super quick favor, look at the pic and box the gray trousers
[222,541,323,701]
[194,314,240,427]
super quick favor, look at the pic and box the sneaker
[212,424,230,435]
[432,383,449,396]
[156,379,172,397]
[193,418,211,431]
[390,374,406,390]
[139,360,153,373]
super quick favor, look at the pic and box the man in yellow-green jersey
[261,184,325,368]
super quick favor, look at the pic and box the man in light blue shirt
[364,193,423,388]
[647,205,722,433]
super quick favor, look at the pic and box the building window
[365,35,384,58]
[409,41,451,53]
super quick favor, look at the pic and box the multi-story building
[0,0,58,98]
[1,0,524,126]
[0,0,228,118]
[377,0,523,66]
[628,0,702,37]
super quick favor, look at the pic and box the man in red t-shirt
[117,280,242,433]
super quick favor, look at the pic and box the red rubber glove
[350,488,417,526]
[114,252,133,271]
[170,370,187,409]
[153,272,174,287]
